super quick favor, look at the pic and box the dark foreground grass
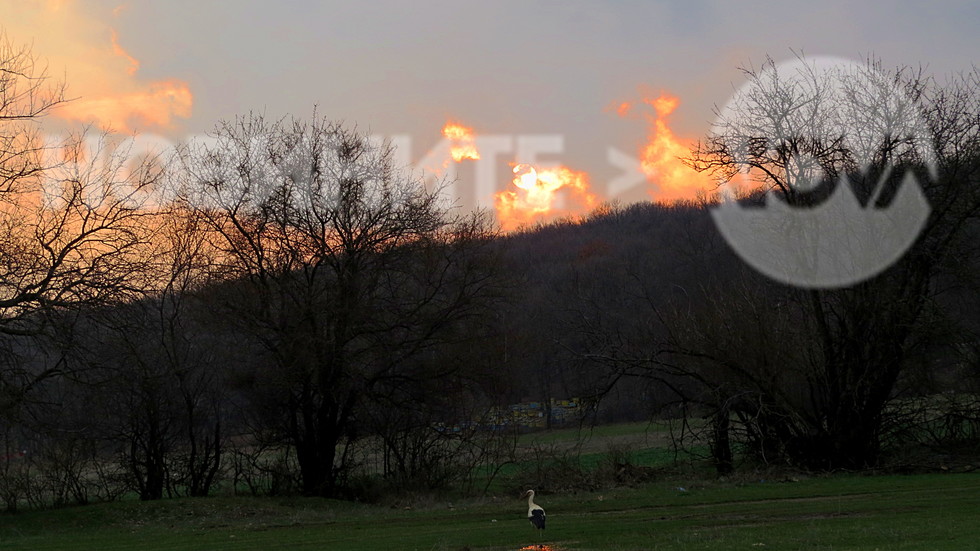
[1,473,978,550]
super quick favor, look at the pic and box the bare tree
[683,56,980,469]
[0,32,65,196]
[85,206,224,500]
[178,114,500,496]
[1,35,162,425]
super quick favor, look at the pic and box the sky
[2,0,978,216]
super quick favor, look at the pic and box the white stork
[523,489,546,531]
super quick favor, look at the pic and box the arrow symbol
[606,146,647,199]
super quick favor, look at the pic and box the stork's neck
[526,491,536,507]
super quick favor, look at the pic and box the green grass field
[1,472,978,550]
[1,423,976,550]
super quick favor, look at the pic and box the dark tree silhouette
[179,114,501,496]
[683,56,980,469]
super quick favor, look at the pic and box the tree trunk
[294,396,344,497]
[710,405,734,475]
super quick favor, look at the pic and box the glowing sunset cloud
[623,91,715,202]
[442,121,481,162]
[439,118,600,231]
[57,80,193,131]
[109,28,140,75]
[0,0,193,133]
[495,163,599,232]
[615,101,632,118]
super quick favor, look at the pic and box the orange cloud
[57,79,193,131]
[495,163,599,232]
[636,91,714,202]
[0,0,192,133]
[442,121,480,162]
[616,101,631,118]
[109,28,140,75]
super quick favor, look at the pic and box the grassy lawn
[475,421,707,494]
[1,472,978,550]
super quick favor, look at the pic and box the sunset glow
[442,121,481,162]
[443,91,712,231]
[616,101,632,117]
[495,163,599,231]
[109,27,140,75]
[1,0,193,133]
[634,92,716,202]
[55,80,193,132]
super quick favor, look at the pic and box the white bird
[523,489,546,531]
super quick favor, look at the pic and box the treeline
[2,37,980,510]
